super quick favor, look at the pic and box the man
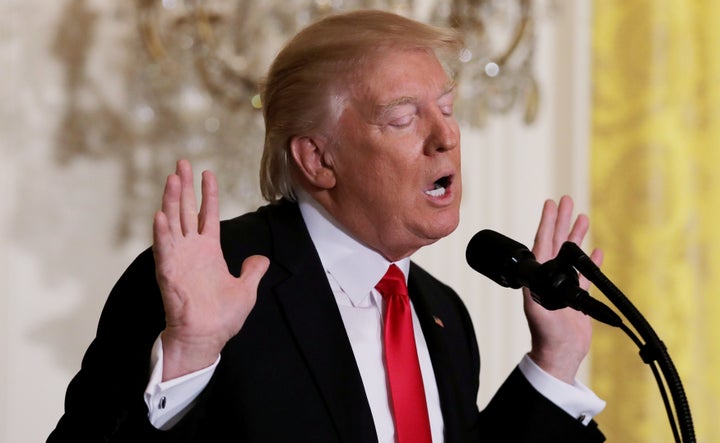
[49,10,606,442]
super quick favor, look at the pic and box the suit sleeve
[46,249,208,443]
[478,367,605,442]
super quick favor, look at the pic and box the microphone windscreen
[465,229,533,289]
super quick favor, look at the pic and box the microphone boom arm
[557,241,696,443]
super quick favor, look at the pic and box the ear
[289,135,337,190]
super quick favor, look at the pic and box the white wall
[0,1,592,441]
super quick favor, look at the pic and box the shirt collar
[296,190,410,307]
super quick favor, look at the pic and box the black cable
[618,322,681,443]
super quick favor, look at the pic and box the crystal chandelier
[137,0,539,125]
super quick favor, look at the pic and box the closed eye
[389,115,415,128]
[438,85,456,117]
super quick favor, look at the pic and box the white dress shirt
[296,193,443,442]
[144,193,605,437]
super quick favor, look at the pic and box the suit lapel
[408,263,468,443]
[267,202,378,443]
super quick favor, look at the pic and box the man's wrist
[160,330,223,381]
[527,348,581,385]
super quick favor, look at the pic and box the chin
[436,209,460,234]
[422,217,460,243]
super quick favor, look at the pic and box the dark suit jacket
[48,200,605,442]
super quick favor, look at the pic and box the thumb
[239,255,270,289]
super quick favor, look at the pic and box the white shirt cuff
[143,335,220,430]
[519,354,606,425]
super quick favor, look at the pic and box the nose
[424,110,459,155]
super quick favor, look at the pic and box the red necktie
[375,264,432,443]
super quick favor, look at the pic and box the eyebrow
[373,81,457,117]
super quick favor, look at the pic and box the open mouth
[425,175,452,198]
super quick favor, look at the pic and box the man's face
[324,48,462,261]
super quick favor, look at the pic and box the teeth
[425,186,446,197]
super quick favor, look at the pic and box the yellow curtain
[592,1,720,441]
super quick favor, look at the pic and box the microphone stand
[557,242,696,443]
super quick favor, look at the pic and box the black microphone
[465,229,622,326]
